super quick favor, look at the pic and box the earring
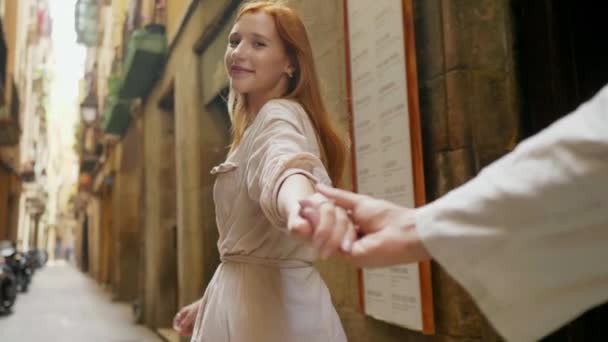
[287,70,294,78]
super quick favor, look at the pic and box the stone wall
[110,118,144,302]
[413,0,518,340]
[172,1,224,310]
[142,82,179,329]
[85,197,101,282]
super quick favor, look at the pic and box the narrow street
[0,261,163,342]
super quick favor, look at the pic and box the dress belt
[221,254,313,269]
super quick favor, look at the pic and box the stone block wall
[142,86,179,329]
[110,118,144,302]
[169,0,231,312]
[414,0,519,340]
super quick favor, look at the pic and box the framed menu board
[343,0,434,333]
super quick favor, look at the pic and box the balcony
[102,96,131,137]
[74,0,98,46]
[119,24,167,99]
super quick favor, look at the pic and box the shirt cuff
[415,205,534,342]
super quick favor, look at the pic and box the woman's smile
[230,64,255,78]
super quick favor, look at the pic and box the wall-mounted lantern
[80,92,98,126]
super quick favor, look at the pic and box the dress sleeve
[416,85,608,341]
[246,100,331,229]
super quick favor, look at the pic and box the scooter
[0,242,33,293]
[0,256,17,312]
[26,248,48,269]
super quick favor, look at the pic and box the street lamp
[80,92,97,125]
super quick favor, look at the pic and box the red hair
[228,0,346,185]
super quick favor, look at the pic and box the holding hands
[287,191,358,259]
[296,183,431,267]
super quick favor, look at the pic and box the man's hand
[300,184,431,267]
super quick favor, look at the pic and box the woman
[172,2,355,341]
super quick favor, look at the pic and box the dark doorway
[512,1,608,341]
[513,0,608,138]
[82,214,89,273]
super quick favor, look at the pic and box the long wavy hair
[227,0,345,185]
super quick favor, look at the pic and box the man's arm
[416,85,608,341]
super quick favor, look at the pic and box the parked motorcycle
[0,241,33,293]
[0,256,17,312]
[26,248,48,269]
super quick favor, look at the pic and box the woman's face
[225,11,293,101]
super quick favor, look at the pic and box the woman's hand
[278,174,356,259]
[172,300,201,337]
[293,192,357,259]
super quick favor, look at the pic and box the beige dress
[191,99,347,342]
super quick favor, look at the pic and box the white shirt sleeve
[416,85,608,341]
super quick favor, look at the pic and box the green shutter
[102,96,131,136]
[119,25,168,99]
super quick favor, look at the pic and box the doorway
[513,0,608,138]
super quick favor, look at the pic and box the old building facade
[1,0,54,254]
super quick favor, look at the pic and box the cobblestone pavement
[0,260,163,342]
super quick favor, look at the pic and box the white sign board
[346,0,425,331]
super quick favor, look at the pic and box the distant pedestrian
[54,237,62,260]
